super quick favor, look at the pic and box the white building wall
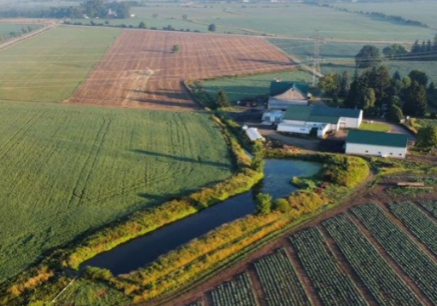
[346,143,407,159]
[277,123,311,134]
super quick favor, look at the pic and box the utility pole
[309,32,325,87]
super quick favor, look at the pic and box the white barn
[346,130,408,159]
[277,105,363,138]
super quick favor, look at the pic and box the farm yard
[0,101,233,281]
[164,200,437,306]
[68,30,294,111]
[0,26,121,103]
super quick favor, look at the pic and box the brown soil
[67,30,294,111]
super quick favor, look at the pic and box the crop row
[419,201,437,219]
[290,228,368,306]
[210,272,258,306]
[323,213,422,306]
[253,248,311,306]
[389,201,437,257]
[352,204,437,304]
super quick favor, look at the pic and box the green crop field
[271,39,437,84]
[0,23,42,42]
[201,69,312,103]
[0,26,121,103]
[0,101,232,282]
[71,2,434,40]
[332,2,437,30]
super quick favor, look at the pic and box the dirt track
[68,30,294,111]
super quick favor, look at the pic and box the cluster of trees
[0,0,131,19]
[320,67,434,119]
[356,38,437,66]
[409,36,437,61]
[0,26,38,43]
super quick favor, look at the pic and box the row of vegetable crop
[209,272,258,306]
[322,213,422,306]
[389,201,437,257]
[352,204,437,305]
[289,227,368,306]
[419,200,437,219]
[253,248,311,306]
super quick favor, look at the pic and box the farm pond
[80,159,321,275]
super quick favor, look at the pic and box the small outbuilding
[346,130,408,159]
[277,105,363,137]
[268,81,309,110]
[243,126,265,142]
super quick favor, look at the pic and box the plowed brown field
[67,30,293,111]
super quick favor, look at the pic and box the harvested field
[68,30,293,111]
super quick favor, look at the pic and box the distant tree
[416,126,437,149]
[208,23,216,32]
[172,44,180,53]
[392,71,402,82]
[409,70,428,87]
[360,88,376,113]
[254,193,272,215]
[403,81,427,117]
[383,44,408,59]
[182,14,188,20]
[152,13,158,18]
[215,90,230,108]
[387,105,404,123]
[139,21,146,29]
[428,82,436,96]
[355,45,381,68]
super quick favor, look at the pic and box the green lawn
[201,69,313,103]
[0,101,233,282]
[359,122,391,133]
[0,26,121,103]
[0,23,42,42]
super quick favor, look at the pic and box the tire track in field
[0,110,43,161]
[66,117,112,208]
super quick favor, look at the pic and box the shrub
[82,267,112,281]
[273,199,290,213]
[255,193,272,215]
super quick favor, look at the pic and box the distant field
[69,31,293,110]
[0,101,232,281]
[70,2,434,41]
[271,39,437,83]
[0,26,121,103]
[332,2,437,30]
[201,69,312,102]
[0,23,42,42]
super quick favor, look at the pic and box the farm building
[346,130,408,158]
[268,81,309,109]
[262,110,284,125]
[243,126,265,142]
[277,105,363,137]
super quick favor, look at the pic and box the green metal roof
[283,105,360,122]
[347,130,408,148]
[269,81,308,97]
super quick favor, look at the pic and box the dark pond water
[80,159,320,275]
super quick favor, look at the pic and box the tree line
[0,0,132,19]
[320,67,434,120]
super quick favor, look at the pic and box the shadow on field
[132,149,231,169]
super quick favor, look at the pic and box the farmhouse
[268,81,309,109]
[277,105,363,137]
[346,130,408,159]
